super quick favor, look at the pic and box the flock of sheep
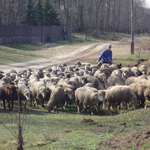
[0,60,149,115]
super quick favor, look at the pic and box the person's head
[107,44,112,51]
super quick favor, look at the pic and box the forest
[0,0,149,35]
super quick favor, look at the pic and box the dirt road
[0,36,149,73]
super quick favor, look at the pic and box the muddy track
[0,36,149,73]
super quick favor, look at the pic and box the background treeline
[0,0,149,34]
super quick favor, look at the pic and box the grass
[0,103,150,150]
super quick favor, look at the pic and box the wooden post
[70,0,72,42]
[131,0,134,54]
[113,0,116,39]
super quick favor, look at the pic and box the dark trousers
[103,61,112,65]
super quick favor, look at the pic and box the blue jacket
[97,49,112,63]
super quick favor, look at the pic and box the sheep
[75,87,105,115]
[125,75,148,85]
[128,83,150,108]
[121,67,134,81]
[111,69,123,79]
[105,85,139,115]
[94,71,107,89]
[1,83,17,110]
[47,87,65,113]
[30,81,50,108]
[69,76,82,90]
[0,75,12,85]
[63,87,74,110]
[131,67,142,77]
[139,65,147,75]
[28,73,39,85]
[17,84,31,109]
[107,75,124,87]
[0,73,4,79]
[79,74,99,89]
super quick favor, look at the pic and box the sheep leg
[89,106,94,115]
[24,100,27,110]
[33,98,38,108]
[41,98,45,108]
[3,99,6,110]
[122,101,127,112]
[7,99,11,110]
[56,105,59,113]
[77,102,82,113]
[112,103,118,114]
[81,103,87,113]
[108,103,112,116]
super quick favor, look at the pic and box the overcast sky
[145,0,150,7]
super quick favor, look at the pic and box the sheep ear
[94,93,97,97]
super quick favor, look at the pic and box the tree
[22,0,37,26]
[43,0,60,26]
[36,0,44,26]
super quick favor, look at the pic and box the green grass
[0,103,150,150]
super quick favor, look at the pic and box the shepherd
[96,44,112,65]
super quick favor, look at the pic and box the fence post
[41,26,43,43]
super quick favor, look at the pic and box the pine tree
[43,0,60,26]
[22,0,37,26]
[36,0,44,26]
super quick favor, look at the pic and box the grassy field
[1,103,150,150]
[1,33,150,150]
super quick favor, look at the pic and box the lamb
[105,85,139,115]
[128,83,150,108]
[47,87,65,113]
[75,87,105,115]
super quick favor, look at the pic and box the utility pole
[131,0,134,54]
[113,0,116,39]
[70,0,72,42]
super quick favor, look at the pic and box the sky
[145,0,150,7]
